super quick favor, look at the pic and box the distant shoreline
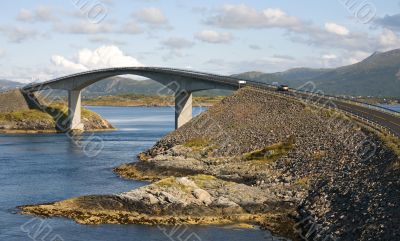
[84,104,213,107]
[82,94,224,108]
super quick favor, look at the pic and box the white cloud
[160,37,194,61]
[16,6,57,23]
[161,37,194,49]
[194,30,233,43]
[205,4,398,54]
[121,21,143,34]
[51,55,87,72]
[273,54,295,60]
[0,26,38,43]
[325,22,349,36]
[249,44,261,50]
[345,51,370,65]
[56,21,114,34]
[320,51,370,68]
[322,54,337,60]
[88,36,126,45]
[206,4,302,30]
[51,45,144,72]
[378,29,400,50]
[134,7,168,25]
[0,49,5,58]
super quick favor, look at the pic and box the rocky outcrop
[20,87,400,240]
[20,174,297,239]
[0,89,113,133]
[0,89,32,112]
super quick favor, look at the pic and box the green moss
[191,174,217,182]
[0,102,101,129]
[244,137,295,164]
[191,174,219,188]
[183,138,210,150]
[154,177,194,193]
[0,109,53,122]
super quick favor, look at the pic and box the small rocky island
[20,87,400,240]
[0,89,113,133]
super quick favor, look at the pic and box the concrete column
[175,90,192,129]
[68,90,84,131]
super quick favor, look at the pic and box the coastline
[0,128,117,135]
[84,104,213,108]
[18,87,400,241]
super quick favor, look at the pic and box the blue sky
[0,0,400,82]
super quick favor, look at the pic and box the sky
[1,0,400,83]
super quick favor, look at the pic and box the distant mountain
[83,76,166,96]
[236,49,400,97]
[0,79,23,91]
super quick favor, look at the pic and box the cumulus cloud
[203,56,300,74]
[205,5,302,30]
[378,29,400,50]
[121,21,143,34]
[324,22,349,36]
[51,56,87,72]
[249,44,261,50]
[322,54,337,60]
[374,14,400,32]
[0,26,38,43]
[16,6,57,23]
[51,45,143,72]
[161,37,194,49]
[273,54,295,60]
[88,36,126,46]
[205,4,399,54]
[160,37,194,61]
[194,30,233,43]
[134,7,168,25]
[55,21,114,34]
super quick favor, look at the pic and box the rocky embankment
[20,87,399,240]
[0,89,113,133]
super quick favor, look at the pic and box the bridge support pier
[175,90,192,129]
[68,90,84,131]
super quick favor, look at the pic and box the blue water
[0,106,281,241]
[381,104,400,112]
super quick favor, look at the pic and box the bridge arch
[23,67,239,131]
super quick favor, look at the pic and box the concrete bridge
[22,67,240,131]
[22,67,400,137]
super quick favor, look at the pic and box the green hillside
[237,49,400,97]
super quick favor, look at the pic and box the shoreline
[0,128,117,135]
[17,88,400,241]
[84,104,213,108]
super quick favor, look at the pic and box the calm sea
[0,106,284,241]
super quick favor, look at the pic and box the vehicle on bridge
[238,80,247,88]
[277,85,289,91]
